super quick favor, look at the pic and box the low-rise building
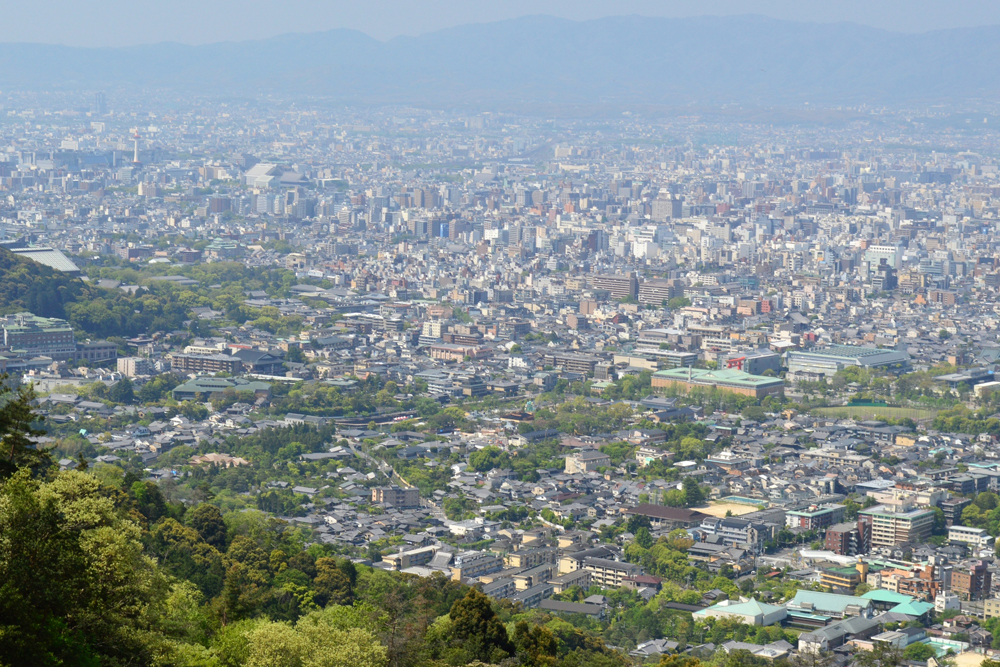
[651,367,784,398]
[825,522,867,556]
[948,525,993,550]
[171,377,271,401]
[450,554,503,582]
[383,546,438,571]
[692,598,788,626]
[169,352,243,375]
[564,450,611,474]
[786,504,845,531]
[582,557,641,588]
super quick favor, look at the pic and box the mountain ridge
[1,14,999,107]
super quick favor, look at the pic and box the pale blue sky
[4,0,999,46]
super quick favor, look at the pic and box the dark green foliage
[932,405,1000,436]
[189,503,228,549]
[514,621,558,667]
[0,471,161,666]
[130,480,169,523]
[449,588,514,662]
[149,518,228,598]
[136,373,181,403]
[107,377,134,404]
[0,248,88,319]
[682,476,705,506]
[468,445,511,472]
[225,423,337,459]
[0,381,47,480]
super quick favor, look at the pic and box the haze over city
[7,0,1000,45]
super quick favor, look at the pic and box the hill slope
[0,249,91,321]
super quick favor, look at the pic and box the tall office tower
[94,92,108,115]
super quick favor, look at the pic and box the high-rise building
[951,561,992,601]
[118,357,154,377]
[94,92,108,115]
[590,272,638,301]
[651,195,681,222]
[638,278,681,305]
[824,522,867,556]
[857,505,935,548]
[208,196,232,213]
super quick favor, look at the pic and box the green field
[811,406,939,421]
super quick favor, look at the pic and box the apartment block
[857,505,935,548]
[371,485,420,508]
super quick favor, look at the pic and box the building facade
[0,312,76,360]
[786,504,846,531]
[858,505,936,548]
[371,485,420,508]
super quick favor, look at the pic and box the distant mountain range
[4,14,1000,109]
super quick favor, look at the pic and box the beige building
[858,505,936,548]
[582,557,642,587]
[564,450,611,474]
[118,356,154,377]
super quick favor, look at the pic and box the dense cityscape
[6,72,1000,667]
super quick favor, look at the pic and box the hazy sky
[6,0,1000,47]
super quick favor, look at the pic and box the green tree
[238,609,389,667]
[149,518,228,598]
[108,377,135,403]
[0,381,46,479]
[513,620,557,667]
[682,476,704,506]
[741,405,767,421]
[449,588,513,662]
[903,643,936,661]
[0,470,164,665]
[190,503,228,550]
[130,480,169,523]
[468,446,511,472]
[635,527,655,549]
[315,558,355,607]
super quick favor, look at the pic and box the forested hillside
[0,253,327,340]
[0,248,91,319]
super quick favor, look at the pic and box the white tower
[132,129,141,164]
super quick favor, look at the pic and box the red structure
[727,356,746,370]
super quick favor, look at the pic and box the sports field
[698,502,761,518]
[954,653,986,667]
[811,406,939,421]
